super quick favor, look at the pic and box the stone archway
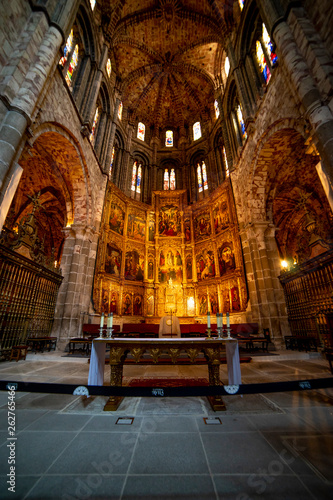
[5,126,103,344]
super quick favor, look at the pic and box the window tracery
[193,122,202,141]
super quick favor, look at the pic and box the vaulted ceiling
[102,0,234,131]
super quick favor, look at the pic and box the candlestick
[100,313,104,328]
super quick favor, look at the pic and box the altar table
[88,337,241,411]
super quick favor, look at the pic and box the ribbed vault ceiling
[102,0,232,131]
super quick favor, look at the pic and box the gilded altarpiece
[93,182,247,320]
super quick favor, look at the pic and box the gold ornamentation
[187,348,199,363]
[109,347,125,363]
[168,347,181,363]
[150,347,161,363]
[131,347,145,363]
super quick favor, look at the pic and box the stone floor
[0,350,332,499]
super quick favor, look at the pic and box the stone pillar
[0,18,64,229]
[239,222,289,347]
[83,44,109,127]
[53,224,99,346]
[103,95,121,177]
[257,0,333,209]
[226,41,253,122]
[150,135,159,191]
[120,124,134,195]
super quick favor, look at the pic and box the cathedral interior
[1,2,333,499]
[0,0,333,352]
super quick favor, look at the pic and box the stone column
[120,124,134,195]
[226,41,253,123]
[82,44,109,127]
[150,135,159,191]
[0,16,65,229]
[103,94,121,177]
[257,0,333,210]
[239,221,288,346]
[53,224,99,347]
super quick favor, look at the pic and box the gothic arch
[20,123,94,227]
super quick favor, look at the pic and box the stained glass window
[164,169,169,190]
[65,44,79,87]
[223,147,230,177]
[225,57,230,77]
[166,130,173,147]
[136,165,142,193]
[202,162,208,190]
[106,59,111,78]
[89,107,100,143]
[238,0,245,11]
[197,164,203,193]
[90,0,96,10]
[170,169,176,190]
[131,162,137,191]
[262,24,277,66]
[109,147,115,177]
[256,40,270,83]
[137,122,145,141]
[193,122,201,141]
[214,100,220,119]
[59,29,73,67]
[118,101,123,120]
[236,104,247,141]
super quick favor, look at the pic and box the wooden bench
[9,345,28,362]
[27,337,57,353]
[284,335,317,352]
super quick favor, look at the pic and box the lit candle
[100,313,104,328]
[207,311,211,328]
[107,313,111,328]
[217,313,220,328]
[110,312,113,328]
[221,313,223,328]
[226,311,230,328]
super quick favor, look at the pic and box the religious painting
[133,295,143,315]
[101,288,109,314]
[127,214,146,242]
[231,286,241,311]
[210,294,219,314]
[213,201,229,235]
[147,295,154,316]
[105,245,121,276]
[186,255,192,280]
[184,218,191,242]
[124,250,144,281]
[109,203,125,235]
[159,248,183,284]
[218,243,236,276]
[123,294,132,315]
[110,292,117,314]
[158,205,181,236]
[199,294,208,315]
[222,288,231,313]
[148,259,154,280]
[193,211,211,241]
[148,220,155,241]
[196,250,216,281]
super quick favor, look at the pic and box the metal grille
[0,245,63,356]
[279,251,333,345]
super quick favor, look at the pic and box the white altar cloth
[87,337,241,386]
[224,339,242,385]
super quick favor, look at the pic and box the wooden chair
[10,345,28,362]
